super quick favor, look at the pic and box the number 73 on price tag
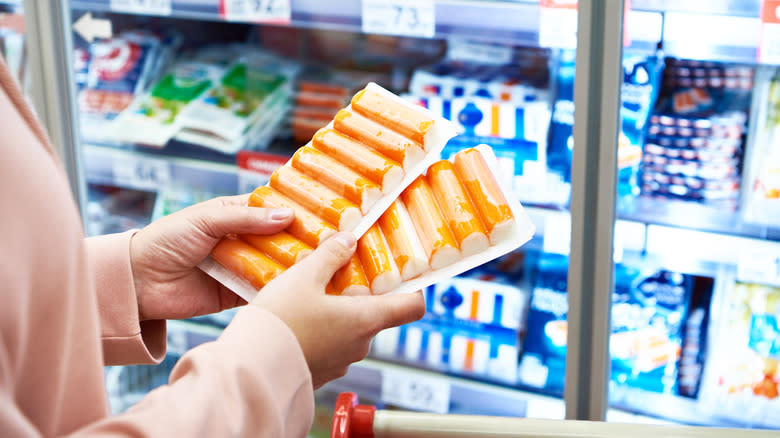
[362,0,436,38]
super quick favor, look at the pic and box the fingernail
[332,232,356,248]
[270,208,294,221]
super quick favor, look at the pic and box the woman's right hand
[250,232,426,389]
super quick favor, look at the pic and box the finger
[364,290,426,332]
[208,193,252,208]
[194,206,294,239]
[289,232,356,286]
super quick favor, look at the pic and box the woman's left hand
[129,194,294,321]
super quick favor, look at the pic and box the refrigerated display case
[19,0,779,434]
[601,0,780,430]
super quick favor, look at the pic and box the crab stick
[312,128,403,193]
[298,81,349,97]
[291,146,382,215]
[242,231,313,268]
[296,91,347,109]
[427,160,490,257]
[401,176,461,270]
[270,165,362,231]
[334,109,425,170]
[249,186,336,248]
[453,148,515,245]
[330,255,371,296]
[211,237,284,290]
[350,88,435,147]
[357,224,402,294]
[378,200,429,281]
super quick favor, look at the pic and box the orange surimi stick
[334,109,425,170]
[249,186,336,248]
[242,231,313,268]
[351,89,435,147]
[330,255,371,296]
[453,148,515,245]
[401,176,461,270]
[291,146,382,215]
[378,200,429,281]
[270,165,362,231]
[427,160,490,257]
[312,128,403,193]
[211,237,285,290]
[357,224,402,294]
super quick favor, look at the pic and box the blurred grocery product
[641,58,755,210]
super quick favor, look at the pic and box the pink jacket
[0,57,314,437]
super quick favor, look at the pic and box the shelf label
[538,0,578,49]
[737,248,780,287]
[220,0,291,24]
[380,369,450,414]
[113,156,171,191]
[362,0,436,38]
[447,38,513,65]
[759,0,780,63]
[110,0,172,16]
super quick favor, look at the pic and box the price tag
[110,0,172,16]
[220,0,291,24]
[113,156,171,191]
[759,0,780,63]
[538,0,578,49]
[362,0,435,38]
[447,39,513,65]
[737,248,780,287]
[380,369,450,414]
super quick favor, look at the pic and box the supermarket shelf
[82,143,239,194]
[69,0,541,47]
[617,197,780,242]
[632,0,761,17]
[609,384,779,429]
[322,358,565,419]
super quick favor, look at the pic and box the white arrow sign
[73,12,113,43]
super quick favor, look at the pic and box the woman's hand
[129,194,294,321]
[251,232,426,389]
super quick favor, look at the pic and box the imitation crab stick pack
[198,82,461,290]
[202,144,535,302]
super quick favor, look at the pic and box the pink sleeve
[85,231,166,366]
[74,305,315,438]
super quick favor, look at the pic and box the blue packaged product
[611,269,690,394]
[617,53,664,202]
[370,274,529,386]
[545,50,575,192]
[546,50,663,204]
[519,253,712,396]
[518,252,569,394]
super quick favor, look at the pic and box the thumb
[193,206,294,239]
[291,232,356,286]
[363,290,426,333]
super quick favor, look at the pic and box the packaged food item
[111,62,221,147]
[700,281,780,428]
[519,255,715,396]
[199,82,462,296]
[174,52,300,153]
[371,273,528,385]
[290,68,378,143]
[201,144,534,302]
[641,59,755,209]
[743,68,780,226]
[79,33,160,121]
[617,54,664,202]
